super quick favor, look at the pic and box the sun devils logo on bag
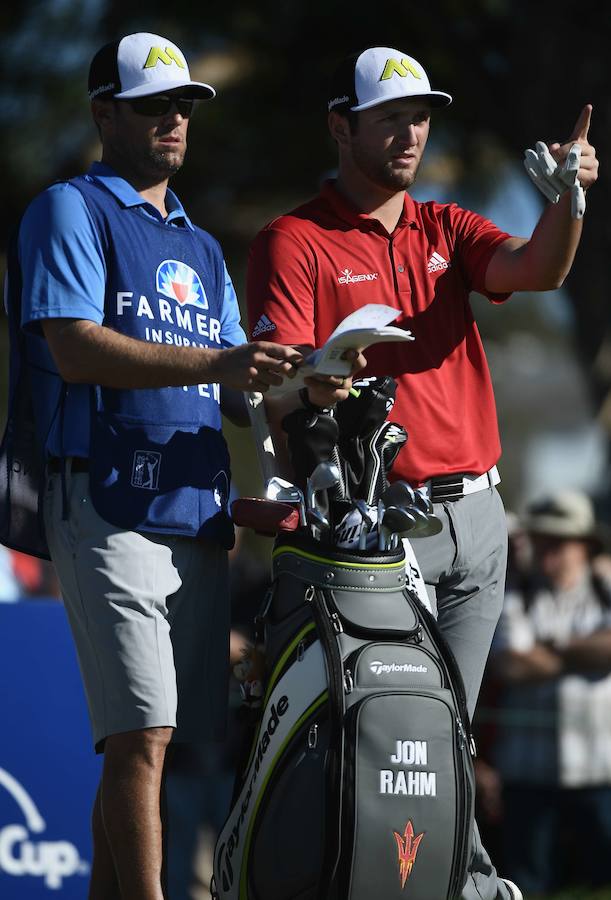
[393,820,425,889]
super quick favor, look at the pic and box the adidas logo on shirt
[252,315,276,337]
[427,251,449,273]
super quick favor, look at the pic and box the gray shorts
[44,469,230,752]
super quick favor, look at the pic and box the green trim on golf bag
[212,536,475,900]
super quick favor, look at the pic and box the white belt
[462,465,500,495]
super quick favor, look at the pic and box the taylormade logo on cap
[88,32,216,101]
[328,46,452,113]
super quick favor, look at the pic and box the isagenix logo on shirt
[337,267,379,284]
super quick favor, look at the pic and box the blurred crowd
[3,486,611,898]
[475,489,611,898]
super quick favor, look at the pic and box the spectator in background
[491,489,611,895]
[503,511,533,593]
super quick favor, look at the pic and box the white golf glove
[524,140,585,219]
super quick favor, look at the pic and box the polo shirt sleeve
[219,261,247,348]
[247,223,316,347]
[450,206,512,303]
[18,182,106,333]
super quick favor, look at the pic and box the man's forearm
[513,193,583,290]
[41,319,303,393]
[495,645,564,682]
[560,629,611,671]
[496,629,611,683]
[44,319,220,388]
[486,194,583,294]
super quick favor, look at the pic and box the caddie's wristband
[298,387,334,415]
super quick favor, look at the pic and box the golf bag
[212,534,476,900]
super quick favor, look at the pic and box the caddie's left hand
[549,104,599,192]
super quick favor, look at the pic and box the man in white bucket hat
[492,490,611,894]
[247,45,599,900]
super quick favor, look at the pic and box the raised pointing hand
[569,104,592,142]
[549,104,598,191]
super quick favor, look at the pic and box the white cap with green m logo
[88,32,216,101]
[328,46,452,113]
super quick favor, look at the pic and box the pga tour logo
[132,451,161,491]
[0,767,89,890]
[369,660,428,675]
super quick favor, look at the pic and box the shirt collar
[321,179,419,233]
[86,162,194,230]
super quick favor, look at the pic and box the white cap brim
[115,79,216,100]
[351,89,452,112]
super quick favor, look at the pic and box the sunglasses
[120,95,195,118]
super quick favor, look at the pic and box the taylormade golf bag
[212,535,475,900]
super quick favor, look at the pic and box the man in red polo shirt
[247,46,598,900]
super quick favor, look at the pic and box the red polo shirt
[247,181,511,485]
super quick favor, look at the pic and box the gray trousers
[410,485,512,900]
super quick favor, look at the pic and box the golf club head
[403,504,444,538]
[413,489,434,514]
[309,461,342,498]
[382,505,418,535]
[265,476,297,499]
[306,461,341,541]
[381,480,416,509]
[363,422,408,505]
[265,477,307,525]
[406,489,443,536]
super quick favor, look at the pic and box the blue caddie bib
[70,176,234,547]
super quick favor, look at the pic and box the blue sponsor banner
[0,601,101,897]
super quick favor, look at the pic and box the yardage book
[267,304,414,395]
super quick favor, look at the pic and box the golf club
[265,476,307,526]
[306,461,342,541]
